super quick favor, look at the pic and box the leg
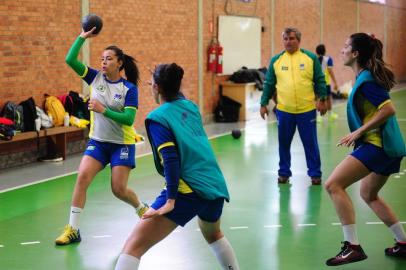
[199,218,240,270]
[276,109,296,178]
[325,155,370,225]
[360,173,406,249]
[111,165,142,208]
[55,155,103,245]
[71,155,103,208]
[324,156,370,266]
[115,216,177,270]
[122,216,177,258]
[296,110,321,179]
[360,173,398,226]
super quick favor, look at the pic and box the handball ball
[82,14,103,35]
[231,129,241,139]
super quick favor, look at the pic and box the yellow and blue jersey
[319,55,333,86]
[148,120,193,198]
[81,67,138,144]
[355,81,390,147]
[260,49,327,114]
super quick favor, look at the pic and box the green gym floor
[1,90,406,270]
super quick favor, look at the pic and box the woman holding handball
[55,16,148,245]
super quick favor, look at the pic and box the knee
[324,180,341,195]
[111,184,126,199]
[360,189,377,204]
[204,230,224,244]
[123,236,148,258]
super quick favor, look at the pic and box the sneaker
[385,240,406,258]
[38,154,63,162]
[328,112,339,121]
[326,241,368,266]
[136,202,149,218]
[278,176,289,184]
[55,225,81,245]
[311,177,322,185]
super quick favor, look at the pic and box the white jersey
[83,67,138,144]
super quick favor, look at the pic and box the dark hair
[350,33,395,90]
[316,44,326,56]
[105,45,140,87]
[153,63,184,101]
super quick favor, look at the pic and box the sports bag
[44,95,65,127]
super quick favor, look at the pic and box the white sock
[209,237,240,270]
[342,224,359,245]
[115,254,140,270]
[69,206,82,230]
[389,222,406,242]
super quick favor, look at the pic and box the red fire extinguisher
[207,41,217,72]
[216,43,223,74]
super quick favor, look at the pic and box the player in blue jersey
[114,63,240,270]
[55,27,148,245]
[325,33,406,266]
[316,44,339,122]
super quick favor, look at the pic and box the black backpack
[1,101,24,132]
[20,97,38,132]
[229,66,266,90]
[69,91,90,120]
[0,124,14,141]
[214,95,241,123]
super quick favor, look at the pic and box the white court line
[21,241,40,245]
[264,225,282,228]
[298,224,317,227]
[399,172,405,175]
[394,175,401,178]
[400,221,406,224]
[0,172,78,194]
[366,222,384,225]
[332,223,341,226]
[92,235,112,238]
[0,245,4,248]
[230,226,248,230]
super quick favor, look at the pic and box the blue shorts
[151,189,224,227]
[84,139,136,168]
[351,143,402,176]
[326,85,332,96]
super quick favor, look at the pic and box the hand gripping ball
[82,14,103,35]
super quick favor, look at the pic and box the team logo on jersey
[281,66,288,71]
[299,63,305,70]
[96,85,106,93]
[120,147,129,160]
[113,93,123,101]
[86,145,95,151]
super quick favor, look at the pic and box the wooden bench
[0,126,86,160]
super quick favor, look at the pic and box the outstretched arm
[65,28,97,76]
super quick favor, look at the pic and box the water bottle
[64,113,70,127]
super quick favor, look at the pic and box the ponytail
[350,33,395,90]
[153,63,184,101]
[366,38,395,90]
[122,54,140,87]
[105,45,140,87]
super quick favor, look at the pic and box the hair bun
[167,63,184,82]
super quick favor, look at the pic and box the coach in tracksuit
[260,27,327,185]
